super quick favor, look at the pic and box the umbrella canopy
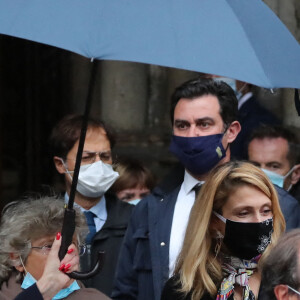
[0,0,299,88]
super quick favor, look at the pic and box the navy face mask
[169,134,227,175]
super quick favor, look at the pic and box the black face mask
[214,212,273,260]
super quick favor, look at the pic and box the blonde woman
[161,161,285,300]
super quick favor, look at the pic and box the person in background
[49,114,132,296]
[161,161,285,300]
[260,229,300,300]
[110,158,155,205]
[248,124,300,204]
[0,197,109,300]
[224,79,280,160]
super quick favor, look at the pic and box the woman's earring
[214,231,223,257]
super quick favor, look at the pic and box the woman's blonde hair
[174,161,285,300]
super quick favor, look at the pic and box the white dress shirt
[64,193,107,231]
[168,171,204,277]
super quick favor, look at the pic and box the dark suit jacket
[112,185,181,300]
[275,185,300,229]
[81,193,133,296]
[231,95,280,160]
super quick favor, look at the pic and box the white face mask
[64,160,119,198]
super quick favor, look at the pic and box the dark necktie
[84,211,96,244]
[193,183,202,198]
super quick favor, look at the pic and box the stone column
[97,61,148,131]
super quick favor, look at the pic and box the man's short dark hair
[49,114,115,159]
[170,78,238,127]
[249,124,300,166]
[261,229,300,299]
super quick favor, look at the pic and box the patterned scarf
[216,255,260,300]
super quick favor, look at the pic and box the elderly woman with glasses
[0,196,110,300]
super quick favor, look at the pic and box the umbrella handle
[67,251,105,280]
[59,208,105,280]
[59,208,76,261]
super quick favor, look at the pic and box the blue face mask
[262,168,294,189]
[21,272,80,299]
[128,199,141,205]
[169,134,227,176]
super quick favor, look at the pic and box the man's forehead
[250,137,289,151]
[86,126,107,136]
[174,95,221,117]
[249,137,289,164]
[80,128,111,150]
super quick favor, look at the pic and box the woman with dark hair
[161,161,285,300]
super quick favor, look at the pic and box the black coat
[80,192,133,296]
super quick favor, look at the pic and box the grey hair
[261,229,300,299]
[0,196,87,286]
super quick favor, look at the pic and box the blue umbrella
[1,0,299,279]
[0,0,299,88]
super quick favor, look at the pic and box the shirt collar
[238,91,253,109]
[182,170,204,195]
[64,193,107,222]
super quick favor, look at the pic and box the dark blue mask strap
[294,89,300,116]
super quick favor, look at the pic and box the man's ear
[53,156,66,174]
[274,284,289,300]
[291,164,300,185]
[9,253,24,273]
[226,121,241,144]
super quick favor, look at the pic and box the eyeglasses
[67,151,112,165]
[31,244,87,256]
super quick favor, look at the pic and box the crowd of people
[0,77,299,300]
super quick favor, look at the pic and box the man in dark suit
[230,81,280,159]
[50,114,132,296]
[112,79,300,300]
[112,78,241,300]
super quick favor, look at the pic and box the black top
[161,275,267,300]
[161,276,223,300]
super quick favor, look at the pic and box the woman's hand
[59,239,80,274]
[36,233,79,300]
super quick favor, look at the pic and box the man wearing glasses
[49,114,133,296]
